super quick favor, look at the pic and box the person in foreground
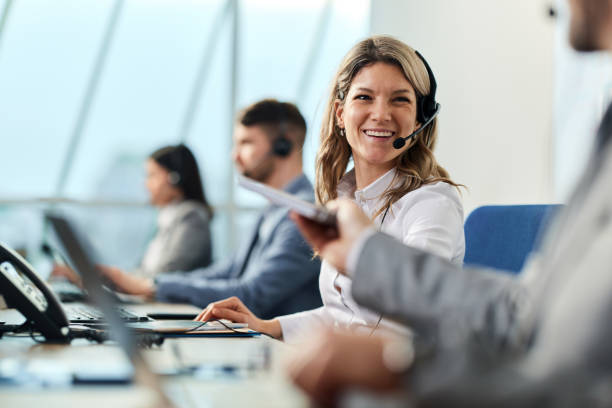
[285,0,612,405]
[99,100,322,318]
[53,144,213,281]
[195,36,465,342]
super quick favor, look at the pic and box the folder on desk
[125,320,260,336]
[163,331,260,338]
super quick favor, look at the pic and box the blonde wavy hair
[315,35,462,218]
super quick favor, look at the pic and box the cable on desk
[5,321,164,347]
[3,320,247,346]
[204,318,273,338]
[209,319,250,334]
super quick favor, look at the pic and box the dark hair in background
[149,144,214,219]
[237,99,307,148]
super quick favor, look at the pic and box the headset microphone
[393,50,440,150]
[392,105,440,149]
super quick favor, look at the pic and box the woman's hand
[50,264,82,286]
[291,198,373,273]
[194,296,282,339]
[97,265,155,298]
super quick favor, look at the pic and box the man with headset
[287,0,612,406]
[103,99,322,318]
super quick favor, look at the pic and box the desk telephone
[0,242,70,342]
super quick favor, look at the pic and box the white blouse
[277,168,465,343]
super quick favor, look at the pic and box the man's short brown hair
[237,99,307,148]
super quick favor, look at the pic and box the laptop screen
[46,213,171,405]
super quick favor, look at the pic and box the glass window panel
[0,0,114,196]
[64,0,227,200]
[238,0,327,106]
[185,16,233,207]
[208,209,230,262]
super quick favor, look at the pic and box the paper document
[237,175,337,227]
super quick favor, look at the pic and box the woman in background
[53,143,213,282]
[136,143,213,276]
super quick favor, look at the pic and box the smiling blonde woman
[195,35,465,342]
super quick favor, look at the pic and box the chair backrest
[463,204,562,274]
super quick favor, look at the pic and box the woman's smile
[362,128,396,140]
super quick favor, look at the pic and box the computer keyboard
[64,303,150,323]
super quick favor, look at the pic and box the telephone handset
[0,242,70,342]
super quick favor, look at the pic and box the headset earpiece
[168,171,181,185]
[417,94,437,124]
[393,50,441,150]
[272,136,292,157]
[414,50,439,125]
[272,117,292,157]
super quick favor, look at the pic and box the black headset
[168,171,181,185]
[272,137,292,157]
[271,108,293,158]
[166,144,187,186]
[392,50,441,150]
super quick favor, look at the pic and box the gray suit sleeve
[418,368,612,408]
[154,214,320,314]
[350,232,537,403]
[351,232,528,355]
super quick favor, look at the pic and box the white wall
[371,0,556,215]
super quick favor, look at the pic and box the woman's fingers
[212,296,245,312]
[209,307,248,323]
[194,297,249,322]
[290,212,334,251]
[195,304,247,323]
[194,305,212,321]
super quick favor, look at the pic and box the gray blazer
[350,104,612,407]
[136,200,212,277]
[155,174,322,319]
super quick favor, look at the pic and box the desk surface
[0,306,308,407]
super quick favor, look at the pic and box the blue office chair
[463,204,562,274]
